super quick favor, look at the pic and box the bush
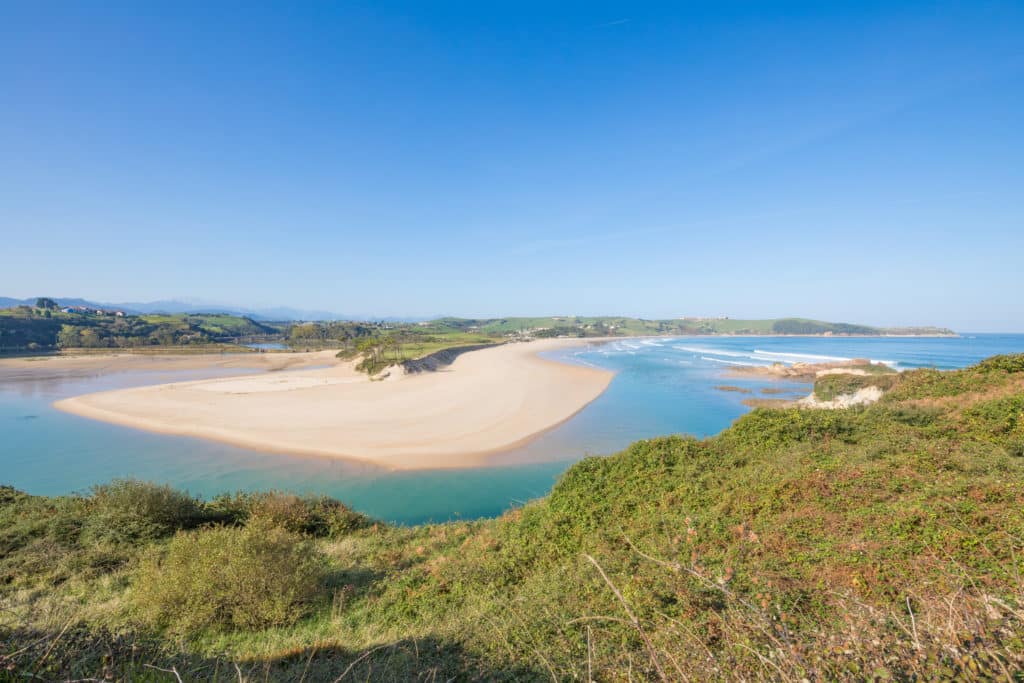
[962,396,1024,439]
[976,353,1024,374]
[207,491,368,537]
[723,407,861,449]
[813,373,897,402]
[133,520,325,634]
[85,480,207,543]
[886,404,943,427]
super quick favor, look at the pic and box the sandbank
[52,340,614,469]
[0,350,337,383]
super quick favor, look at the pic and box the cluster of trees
[287,321,382,346]
[54,323,196,349]
[288,322,418,354]
[353,336,409,373]
[0,317,63,351]
[0,310,281,352]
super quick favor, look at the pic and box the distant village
[58,305,126,317]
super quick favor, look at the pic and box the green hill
[421,315,954,337]
[1,303,955,359]
[2,355,1021,680]
[0,306,282,352]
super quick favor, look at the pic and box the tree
[57,325,82,348]
[35,297,58,310]
[80,328,103,347]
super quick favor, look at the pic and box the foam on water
[675,344,899,369]
[702,356,756,366]
[751,349,851,362]
[674,345,750,358]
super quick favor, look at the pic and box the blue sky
[2,1,1022,330]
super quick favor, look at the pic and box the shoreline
[0,350,338,383]
[52,340,615,470]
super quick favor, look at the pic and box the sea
[2,334,1022,525]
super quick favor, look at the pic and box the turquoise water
[2,334,1023,525]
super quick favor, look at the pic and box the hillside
[416,316,955,337]
[0,297,347,322]
[0,303,955,357]
[2,355,1022,680]
[0,305,283,353]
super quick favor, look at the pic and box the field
[2,355,1022,680]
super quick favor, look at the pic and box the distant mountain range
[0,297,369,322]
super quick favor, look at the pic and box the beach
[51,340,614,469]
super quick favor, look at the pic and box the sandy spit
[52,340,615,470]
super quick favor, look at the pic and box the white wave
[752,349,899,368]
[701,356,766,366]
[752,349,851,363]
[673,346,751,358]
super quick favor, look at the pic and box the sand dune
[53,340,614,469]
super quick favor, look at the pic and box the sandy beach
[52,340,614,469]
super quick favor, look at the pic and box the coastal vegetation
[0,305,282,353]
[3,354,1022,680]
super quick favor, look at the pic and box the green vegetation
[134,520,325,634]
[85,479,209,543]
[0,306,283,352]
[3,355,1023,680]
[812,366,900,402]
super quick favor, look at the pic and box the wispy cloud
[587,18,630,30]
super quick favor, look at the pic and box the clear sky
[2,1,1022,330]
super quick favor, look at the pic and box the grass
[2,355,1023,680]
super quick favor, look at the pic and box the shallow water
[2,334,1022,524]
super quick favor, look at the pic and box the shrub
[723,407,860,449]
[813,373,897,402]
[962,396,1024,440]
[85,480,207,543]
[886,404,943,427]
[976,353,1024,374]
[133,520,325,634]
[207,491,368,537]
